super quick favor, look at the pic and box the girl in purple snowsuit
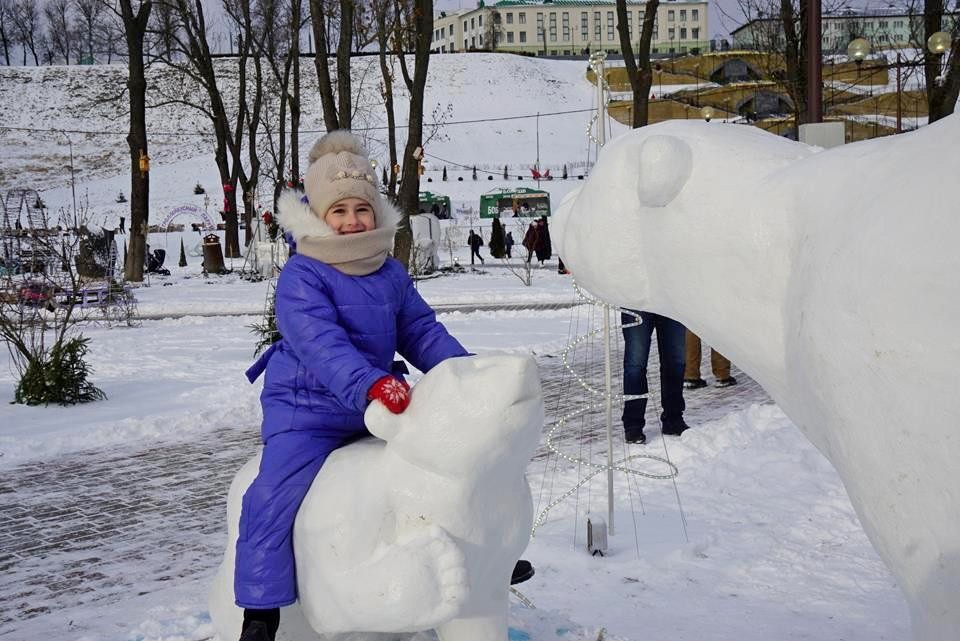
[236,132,468,641]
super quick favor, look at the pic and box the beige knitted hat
[303,131,384,227]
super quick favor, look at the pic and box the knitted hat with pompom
[303,131,385,228]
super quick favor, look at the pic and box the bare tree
[152,0,247,257]
[373,0,398,197]
[615,0,659,127]
[257,0,306,201]
[0,0,13,64]
[483,8,501,50]
[115,0,152,281]
[12,0,43,64]
[44,0,74,63]
[392,0,433,269]
[223,0,266,246]
[74,0,103,62]
[309,0,353,130]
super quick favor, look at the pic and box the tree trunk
[781,0,807,130]
[616,0,657,128]
[393,0,432,269]
[310,0,340,130]
[925,0,960,122]
[337,0,354,128]
[375,0,398,198]
[290,0,302,181]
[119,0,152,283]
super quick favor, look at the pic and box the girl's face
[324,198,375,234]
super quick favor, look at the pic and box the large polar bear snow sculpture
[554,116,960,641]
[209,354,544,641]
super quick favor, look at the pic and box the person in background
[684,330,737,388]
[534,216,552,266]
[505,231,515,259]
[522,221,538,263]
[467,229,485,266]
[621,310,690,445]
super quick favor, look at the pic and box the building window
[519,13,526,24]
[470,17,475,30]
[507,31,514,43]
[668,27,675,38]
[692,27,699,40]
[680,27,687,39]
[692,9,699,21]
[668,10,675,21]
[449,25,453,35]
[680,9,686,21]
[550,13,557,41]
[479,34,483,45]
[537,13,544,41]
[506,12,513,24]
[464,20,468,31]
[471,36,475,47]
[595,11,602,39]
[581,12,588,39]
[562,12,570,41]
[520,31,527,42]
[479,15,482,26]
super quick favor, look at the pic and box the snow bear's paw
[403,527,469,629]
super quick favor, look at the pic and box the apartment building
[732,9,959,53]
[432,0,710,56]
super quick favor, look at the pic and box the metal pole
[596,53,606,151]
[805,0,823,123]
[536,112,540,187]
[896,52,902,133]
[68,136,77,228]
[602,305,615,535]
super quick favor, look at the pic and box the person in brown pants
[684,330,737,389]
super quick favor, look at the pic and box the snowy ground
[0,256,910,641]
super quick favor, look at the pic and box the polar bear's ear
[635,134,693,208]
[365,400,403,442]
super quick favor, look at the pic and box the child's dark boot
[240,608,280,641]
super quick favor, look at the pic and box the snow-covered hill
[0,54,622,216]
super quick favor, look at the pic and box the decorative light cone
[701,106,716,122]
[179,238,188,267]
[847,38,870,61]
[927,31,952,54]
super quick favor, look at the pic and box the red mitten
[367,375,411,414]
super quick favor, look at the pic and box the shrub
[14,336,106,405]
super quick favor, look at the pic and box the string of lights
[531,281,679,537]
[0,107,597,139]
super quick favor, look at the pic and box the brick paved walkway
[0,343,769,639]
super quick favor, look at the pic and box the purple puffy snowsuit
[236,254,467,609]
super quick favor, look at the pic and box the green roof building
[432,0,710,56]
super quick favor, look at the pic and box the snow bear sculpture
[209,354,544,641]
[554,116,960,641]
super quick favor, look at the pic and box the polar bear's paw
[392,525,469,630]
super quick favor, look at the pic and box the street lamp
[927,31,951,55]
[701,106,715,122]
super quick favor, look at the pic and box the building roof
[494,0,652,7]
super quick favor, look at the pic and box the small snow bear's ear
[365,400,403,442]
[635,135,692,208]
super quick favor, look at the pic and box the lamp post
[701,105,715,122]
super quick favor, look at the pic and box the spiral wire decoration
[531,281,680,537]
